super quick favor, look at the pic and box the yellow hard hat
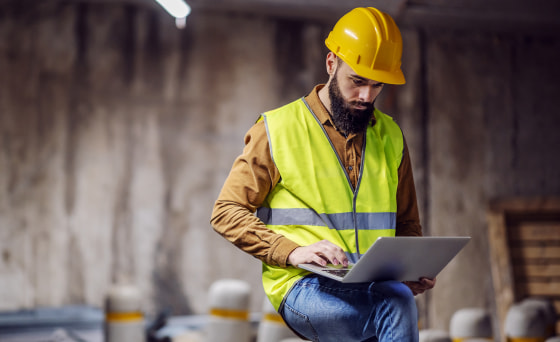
[325,7,405,85]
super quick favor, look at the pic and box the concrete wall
[1,0,559,334]
[0,1,329,316]
[388,28,560,331]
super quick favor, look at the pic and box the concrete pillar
[449,308,492,342]
[206,279,252,342]
[257,297,298,342]
[105,283,146,342]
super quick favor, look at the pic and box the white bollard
[172,331,204,342]
[520,298,557,338]
[419,329,452,342]
[505,302,548,341]
[257,297,298,342]
[545,337,560,342]
[105,283,146,342]
[206,279,252,342]
[449,308,492,342]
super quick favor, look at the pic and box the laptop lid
[298,236,471,283]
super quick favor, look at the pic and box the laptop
[298,236,470,283]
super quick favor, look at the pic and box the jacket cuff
[268,237,300,267]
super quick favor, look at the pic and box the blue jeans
[279,275,419,342]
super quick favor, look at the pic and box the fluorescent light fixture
[155,0,191,19]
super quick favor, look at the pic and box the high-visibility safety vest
[257,98,404,311]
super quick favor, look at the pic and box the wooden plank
[511,246,560,259]
[517,282,560,297]
[509,223,560,241]
[487,198,560,342]
[489,197,560,213]
[514,264,560,277]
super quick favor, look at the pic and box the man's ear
[326,52,338,76]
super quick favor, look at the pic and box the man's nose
[358,86,376,103]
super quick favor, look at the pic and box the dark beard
[328,76,375,135]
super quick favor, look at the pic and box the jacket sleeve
[395,138,423,237]
[210,120,300,267]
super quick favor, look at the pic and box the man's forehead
[338,59,382,84]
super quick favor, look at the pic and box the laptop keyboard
[324,268,350,277]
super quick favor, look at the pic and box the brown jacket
[211,85,422,268]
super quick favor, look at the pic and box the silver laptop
[298,236,470,283]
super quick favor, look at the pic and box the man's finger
[315,240,348,266]
[287,240,348,267]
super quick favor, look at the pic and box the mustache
[349,101,374,111]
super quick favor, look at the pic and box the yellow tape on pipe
[507,338,546,342]
[209,308,249,321]
[106,311,143,322]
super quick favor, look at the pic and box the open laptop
[298,236,470,283]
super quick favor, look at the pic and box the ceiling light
[155,0,191,29]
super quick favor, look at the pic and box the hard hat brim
[340,55,406,85]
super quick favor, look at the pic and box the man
[211,7,435,342]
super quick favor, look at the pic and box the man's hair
[335,56,343,67]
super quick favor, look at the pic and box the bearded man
[211,7,435,342]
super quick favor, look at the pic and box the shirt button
[348,166,353,171]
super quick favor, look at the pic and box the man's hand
[288,240,348,267]
[403,277,436,296]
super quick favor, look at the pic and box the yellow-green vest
[257,98,404,310]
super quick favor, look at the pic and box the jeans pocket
[282,302,319,342]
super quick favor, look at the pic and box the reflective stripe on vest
[256,208,396,230]
[259,98,403,310]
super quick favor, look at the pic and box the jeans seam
[284,303,320,341]
[385,297,394,342]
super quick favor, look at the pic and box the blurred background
[0,0,559,340]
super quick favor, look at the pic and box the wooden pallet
[488,197,560,342]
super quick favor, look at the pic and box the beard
[328,75,375,135]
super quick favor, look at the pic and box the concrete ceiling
[183,0,560,32]
[402,0,560,32]
[88,0,560,32]
[186,0,406,22]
